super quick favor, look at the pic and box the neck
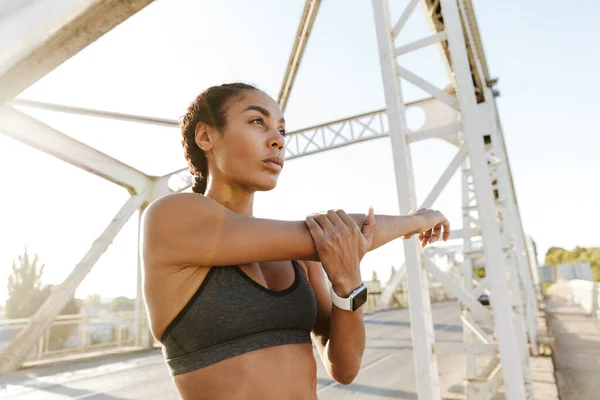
[205,182,254,217]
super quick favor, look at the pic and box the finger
[312,213,335,234]
[305,217,325,242]
[360,206,376,243]
[423,228,435,246]
[326,209,347,230]
[442,219,451,241]
[335,209,356,227]
[430,223,442,243]
[422,228,433,241]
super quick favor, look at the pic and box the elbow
[334,372,358,385]
[331,367,360,385]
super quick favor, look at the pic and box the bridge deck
[1,302,465,399]
[0,300,562,399]
[546,296,600,400]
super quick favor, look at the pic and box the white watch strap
[330,283,366,311]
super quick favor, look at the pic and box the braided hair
[180,83,258,194]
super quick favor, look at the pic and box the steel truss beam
[372,0,535,398]
[285,97,459,160]
[372,2,440,397]
[0,3,537,392]
[0,105,151,194]
[0,0,154,105]
[10,98,179,127]
[419,0,486,102]
[277,0,321,112]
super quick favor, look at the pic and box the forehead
[229,90,283,119]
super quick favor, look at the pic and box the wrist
[403,214,425,238]
[331,278,363,297]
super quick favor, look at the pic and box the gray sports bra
[159,260,318,375]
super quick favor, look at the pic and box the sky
[0,0,598,304]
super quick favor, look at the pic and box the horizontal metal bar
[396,65,459,110]
[448,227,480,240]
[10,99,179,127]
[395,31,447,56]
[406,122,461,143]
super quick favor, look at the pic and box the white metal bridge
[0,1,550,399]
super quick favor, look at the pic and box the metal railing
[0,311,140,364]
[0,284,457,365]
[548,279,600,317]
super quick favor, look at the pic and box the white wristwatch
[330,283,368,312]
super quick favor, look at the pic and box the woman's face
[209,90,286,192]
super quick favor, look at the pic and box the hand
[305,207,376,296]
[401,208,450,248]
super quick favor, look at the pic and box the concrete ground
[0,300,561,399]
[546,296,600,400]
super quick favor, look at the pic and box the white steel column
[134,205,148,348]
[487,99,539,356]
[372,1,440,398]
[461,162,477,381]
[441,0,527,398]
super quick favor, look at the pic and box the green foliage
[473,267,486,279]
[540,281,552,294]
[109,296,135,313]
[85,293,102,306]
[6,247,45,319]
[544,246,600,281]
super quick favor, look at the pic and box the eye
[250,117,265,126]
[278,129,287,137]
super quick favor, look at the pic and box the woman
[141,82,450,400]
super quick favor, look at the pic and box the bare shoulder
[143,193,224,239]
[141,193,222,266]
[144,192,214,222]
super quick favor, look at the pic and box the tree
[371,271,378,282]
[544,246,600,282]
[109,296,135,312]
[85,293,102,306]
[5,247,45,319]
[473,267,486,279]
[5,248,81,349]
[545,247,569,266]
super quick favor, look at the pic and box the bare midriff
[172,342,318,400]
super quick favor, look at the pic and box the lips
[263,156,283,168]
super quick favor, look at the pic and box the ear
[194,121,215,152]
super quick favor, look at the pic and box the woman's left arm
[303,208,376,385]
[307,259,365,385]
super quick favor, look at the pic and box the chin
[253,176,279,192]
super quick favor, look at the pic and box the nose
[268,129,285,150]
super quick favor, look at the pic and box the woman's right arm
[141,193,439,268]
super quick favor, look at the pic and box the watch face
[351,287,368,311]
